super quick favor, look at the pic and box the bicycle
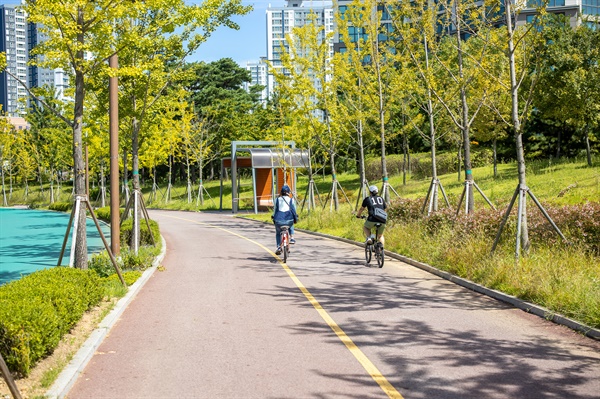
[359,216,385,268]
[279,225,291,263]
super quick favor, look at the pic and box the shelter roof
[236,147,310,169]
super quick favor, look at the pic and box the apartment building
[0,3,28,116]
[0,3,70,117]
[28,22,69,99]
[266,0,335,100]
[519,0,600,26]
[244,57,269,105]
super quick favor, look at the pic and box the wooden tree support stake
[57,195,126,286]
[0,353,22,399]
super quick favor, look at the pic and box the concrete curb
[241,216,600,341]
[45,236,168,399]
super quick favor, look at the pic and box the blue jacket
[273,195,297,224]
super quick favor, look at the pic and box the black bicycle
[359,216,384,268]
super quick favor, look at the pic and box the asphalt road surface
[66,210,600,399]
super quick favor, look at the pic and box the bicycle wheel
[375,243,384,268]
[365,244,372,264]
[283,243,289,263]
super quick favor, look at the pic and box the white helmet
[368,185,378,195]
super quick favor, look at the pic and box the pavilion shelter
[219,141,310,213]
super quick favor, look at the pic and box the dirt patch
[0,299,117,399]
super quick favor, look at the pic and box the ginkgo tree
[423,0,501,214]
[89,1,251,251]
[2,0,251,268]
[0,114,17,206]
[274,13,351,211]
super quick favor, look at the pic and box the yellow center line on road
[163,214,404,399]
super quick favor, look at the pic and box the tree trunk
[455,0,474,213]
[131,117,141,253]
[402,132,408,186]
[424,34,438,212]
[493,137,498,178]
[556,124,562,159]
[73,60,88,269]
[1,166,6,207]
[506,0,529,252]
[357,119,368,199]
[584,123,592,166]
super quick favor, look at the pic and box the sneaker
[290,238,296,244]
[275,247,282,255]
[365,238,373,245]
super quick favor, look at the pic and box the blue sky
[189,0,271,66]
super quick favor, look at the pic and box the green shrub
[120,218,160,248]
[88,251,115,278]
[0,267,103,376]
[89,247,157,280]
[94,206,112,222]
[105,271,142,286]
[48,201,72,212]
[386,198,600,254]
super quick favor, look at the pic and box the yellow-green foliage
[120,219,161,249]
[0,267,103,376]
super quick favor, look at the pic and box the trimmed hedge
[120,218,160,248]
[0,267,103,376]
[48,201,73,212]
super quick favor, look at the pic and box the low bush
[120,218,160,248]
[0,267,103,376]
[387,198,600,255]
[89,247,158,278]
[48,201,72,212]
[94,206,112,222]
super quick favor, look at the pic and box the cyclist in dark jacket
[356,185,386,246]
[272,185,297,254]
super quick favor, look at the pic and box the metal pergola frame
[220,141,310,213]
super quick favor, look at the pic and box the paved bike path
[60,210,599,399]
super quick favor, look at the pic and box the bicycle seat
[280,226,289,231]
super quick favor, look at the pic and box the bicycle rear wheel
[375,243,384,268]
[365,244,372,264]
[283,243,288,263]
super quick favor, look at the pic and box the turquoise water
[0,208,111,285]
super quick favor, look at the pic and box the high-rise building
[28,23,70,99]
[244,57,269,105]
[266,0,335,100]
[1,3,70,117]
[519,0,600,26]
[0,3,29,116]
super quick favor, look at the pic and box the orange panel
[276,169,295,194]
[255,169,274,207]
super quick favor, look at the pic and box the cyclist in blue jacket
[272,185,297,254]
